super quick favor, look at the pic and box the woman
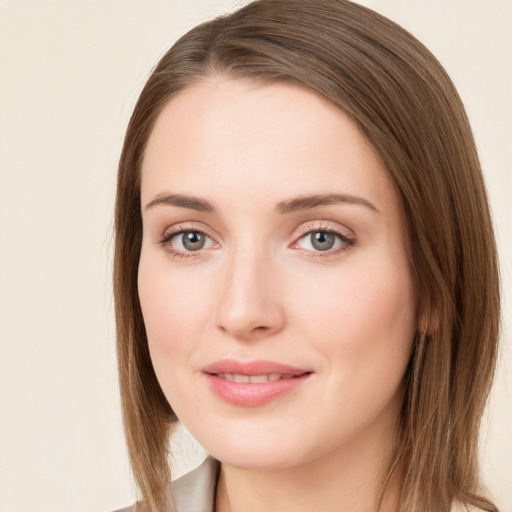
[113,1,500,511]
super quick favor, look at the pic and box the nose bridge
[216,238,284,340]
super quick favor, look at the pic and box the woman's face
[138,79,417,470]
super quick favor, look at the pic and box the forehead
[141,78,396,215]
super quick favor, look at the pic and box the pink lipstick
[202,359,312,407]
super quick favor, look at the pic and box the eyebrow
[145,193,217,213]
[276,194,379,214]
[144,192,378,215]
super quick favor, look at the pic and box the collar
[167,456,220,512]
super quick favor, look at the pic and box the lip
[202,359,313,407]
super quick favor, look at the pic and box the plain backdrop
[0,1,510,511]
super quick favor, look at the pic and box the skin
[138,78,418,512]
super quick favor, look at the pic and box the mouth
[214,373,301,383]
[202,359,311,376]
[202,359,313,407]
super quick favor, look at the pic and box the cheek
[137,257,222,419]
[137,256,215,374]
[288,257,416,443]
[291,252,416,380]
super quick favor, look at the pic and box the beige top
[113,456,478,512]
[113,457,219,512]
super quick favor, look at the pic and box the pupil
[183,232,205,251]
[311,231,335,251]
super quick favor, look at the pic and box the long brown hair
[114,1,500,510]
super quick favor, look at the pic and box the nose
[215,247,286,341]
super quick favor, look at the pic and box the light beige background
[0,1,510,511]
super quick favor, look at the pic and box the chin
[196,425,321,471]
[211,446,305,471]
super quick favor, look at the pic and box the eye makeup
[156,219,356,261]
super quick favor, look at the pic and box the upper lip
[202,359,311,376]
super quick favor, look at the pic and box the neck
[215,419,400,512]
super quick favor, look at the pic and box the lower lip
[205,374,311,407]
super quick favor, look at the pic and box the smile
[202,360,312,407]
[215,373,297,383]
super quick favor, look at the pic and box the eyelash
[158,223,356,259]
[292,223,356,258]
[158,225,214,259]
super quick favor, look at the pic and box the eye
[294,228,354,254]
[304,231,338,251]
[160,229,215,256]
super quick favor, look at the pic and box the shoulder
[166,456,220,511]
[110,457,220,512]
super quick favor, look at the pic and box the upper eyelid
[293,230,353,246]
[160,222,217,239]
[293,220,354,238]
